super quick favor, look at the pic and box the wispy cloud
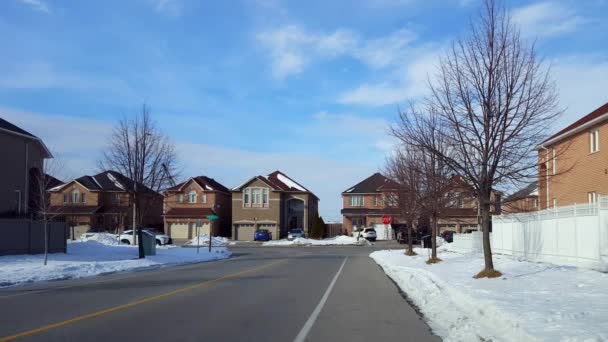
[17,0,50,13]
[512,1,586,38]
[149,0,181,16]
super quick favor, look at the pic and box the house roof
[0,117,53,158]
[50,170,159,195]
[167,176,230,193]
[163,207,215,218]
[504,182,539,202]
[542,102,608,146]
[47,206,101,215]
[342,173,399,194]
[232,170,318,199]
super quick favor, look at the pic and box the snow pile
[185,235,229,247]
[0,241,231,287]
[77,233,120,245]
[263,235,370,246]
[370,248,608,342]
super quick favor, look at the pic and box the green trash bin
[142,231,157,256]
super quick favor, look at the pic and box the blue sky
[1,0,607,220]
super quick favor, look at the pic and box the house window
[112,193,120,205]
[201,193,207,203]
[188,190,197,203]
[63,193,69,203]
[262,188,269,207]
[590,129,600,153]
[349,195,364,207]
[385,193,398,207]
[553,198,558,208]
[552,148,557,175]
[178,194,183,203]
[252,188,262,206]
[533,198,538,208]
[351,217,365,229]
[373,195,378,206]
[588,192,597,204]
[244,188,251,207]
[81,193,86,203]
[71,189,80,203]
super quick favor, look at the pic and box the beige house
[163,176,232,241]
[48,170,163,235]
[0,118,53,217]
[539,102,608,209]
[502,182,539,214]
[231,171,318,241]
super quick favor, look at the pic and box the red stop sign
[382,215,391,225]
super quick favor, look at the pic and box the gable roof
[542,102,608,147]
[232,171,317,199]
[0,117,53,158]
[504,182,538,202]
[50,170,159,195]
[167,176,230,193]
[342,173,399,194]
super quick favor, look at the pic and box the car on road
[360,228,377,242]
[287,228,305,240]
[118,229,171,246]
[254,229,271,241]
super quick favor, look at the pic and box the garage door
[234,224,255,241]
[258,224,278,240]
[373,224,394,240]
[169,223,190,239]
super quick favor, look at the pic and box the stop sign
[382,215,391,225]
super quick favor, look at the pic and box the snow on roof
[277,173,306,191]
[205,185,213,191]
[345,187,354,193]
[530,188,539,196]
[107,173,125,190]
[49,184,66,191]
[91,176,103,190]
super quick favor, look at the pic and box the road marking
[293,257,348,342]
[0,259,286,342]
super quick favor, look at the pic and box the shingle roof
[167,176,230,193]
[232,171,317,199]
[505,182,538,202]
[52,170,159,195]
[342,173,399,194]
[543,102,608,145]
[0,117,53,158]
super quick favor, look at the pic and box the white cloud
[17,0,50,13]
[354,28,417,69]
[512,1,586,38]
[149,0,181,16]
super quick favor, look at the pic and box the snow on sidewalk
[185,234,229,247]
[262,235,370,246]
[370,248,608,342]
[0,239,231,287]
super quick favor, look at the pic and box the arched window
[71,189,80,203]
[188,190,197,203]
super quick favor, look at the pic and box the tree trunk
[480,193,494,270]
[407,221,413,254]
[431,215,437,259]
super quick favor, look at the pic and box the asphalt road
[0,245,439,342]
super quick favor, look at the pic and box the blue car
[254,229,271,241]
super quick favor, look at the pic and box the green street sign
[207,214,219,220]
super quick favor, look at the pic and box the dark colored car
[441,230,455,243]
[254,229,271,242]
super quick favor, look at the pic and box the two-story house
[163,176,232,241]
[502,182,539,214]
[231,171,318,241]
[538,102,608,209]
[341,173,401,237]
[48,170,163,235]
[0,118,53,217]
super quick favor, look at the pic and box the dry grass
[404,250,418,256]
[473,268,503,279]
[425,257,443,264]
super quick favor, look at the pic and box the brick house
[48,170,163,234]
[0,118,53,217]
[231,171,318,241]
[340,173,401,237]
[163,176,232,241]
[502,182,539,214]
[538,102,608,209]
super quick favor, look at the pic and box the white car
[359,228,377,242]
[118,229,171,246]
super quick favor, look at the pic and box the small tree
[310,213,325,239]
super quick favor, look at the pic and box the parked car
[254,229,271,242]
[287,228,305,240]
[360,228,377,242]
[118,229,171,246]
[441,230,455,243]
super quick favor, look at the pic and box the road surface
[0,245,439,342]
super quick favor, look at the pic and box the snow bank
[185,234,229,247]
[77,233,120,245]
[263,235,370,246]
[0,241,231,287]
[370,249,608,342]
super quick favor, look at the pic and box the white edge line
[293,257,348,342]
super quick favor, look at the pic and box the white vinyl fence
[450,197,608,270]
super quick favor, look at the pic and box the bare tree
[100,104,179,259]
[402,0,562,277]
[385,148,422,256]
[29,159,66,265]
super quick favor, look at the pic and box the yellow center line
[0,258,287,342]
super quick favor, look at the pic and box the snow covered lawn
[370,248,608,342]
[184,234,229,247]
[262,235,370,246]
[0,236,231,287]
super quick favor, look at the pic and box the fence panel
[0,219,67,256]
